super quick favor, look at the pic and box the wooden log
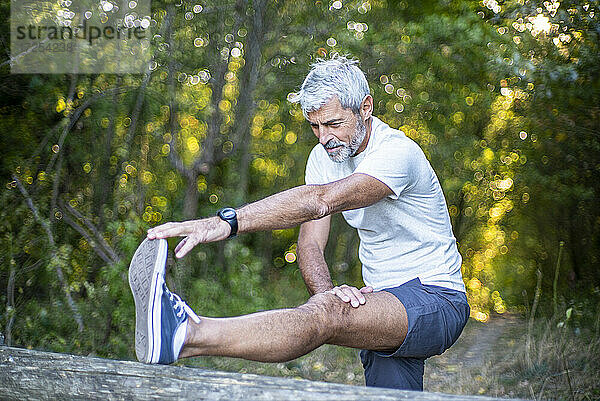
[0,346,523,400]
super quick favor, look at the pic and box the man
[128,56,469,391]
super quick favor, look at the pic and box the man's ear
[360,95,374,121]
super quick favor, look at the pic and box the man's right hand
[147,217,231,258]
[326,284,373,308]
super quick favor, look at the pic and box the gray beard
[325,118,367,163]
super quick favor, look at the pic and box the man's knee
[304,291,346,312]
[297,292,349,334]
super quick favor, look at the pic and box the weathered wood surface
[0,346,524,401]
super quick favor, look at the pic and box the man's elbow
[306,185,332,220]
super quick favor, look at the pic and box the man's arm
[297,216,333,295]
[147,173,392,258]
[236,172,391,233]
[297,214,374,308]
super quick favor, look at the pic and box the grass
[426,312,600,400]
[488,315,600,400]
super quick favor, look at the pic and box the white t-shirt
[304,116,465,292]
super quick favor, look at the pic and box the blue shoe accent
[156,283,201,364]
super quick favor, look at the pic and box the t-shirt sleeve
[354,138,419,199]
[305,145,326,185]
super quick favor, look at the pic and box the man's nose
[317,126,333,145]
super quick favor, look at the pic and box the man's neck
[353,116,373,157]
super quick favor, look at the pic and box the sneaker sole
[128,238,167,363]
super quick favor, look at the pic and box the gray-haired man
[129,56,469,390]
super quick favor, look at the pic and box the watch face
[222,209,236,219]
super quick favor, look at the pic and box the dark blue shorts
[360,277,470,391]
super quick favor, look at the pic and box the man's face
[307,97,368,163]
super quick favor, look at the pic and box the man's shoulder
[370,117,418,153]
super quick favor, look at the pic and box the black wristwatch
[217,207,238,238]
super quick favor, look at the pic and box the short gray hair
[289,55,370,117]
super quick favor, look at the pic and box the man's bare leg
[179,291,408,362]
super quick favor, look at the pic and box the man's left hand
[327,284,373,308]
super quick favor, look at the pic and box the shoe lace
[167,289,200,324]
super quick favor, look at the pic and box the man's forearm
[297,242,334,295]
[236,185,328,234]
[235,173,393,236]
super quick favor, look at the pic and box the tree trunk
[236,0,267,199]
[183,172,200,220]
[0,346,521,401]
[95,75,120,232]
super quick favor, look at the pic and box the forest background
[0,0,599,399]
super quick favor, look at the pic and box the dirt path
[424,314,523,396]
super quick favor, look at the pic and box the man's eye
[330,123,341,128]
